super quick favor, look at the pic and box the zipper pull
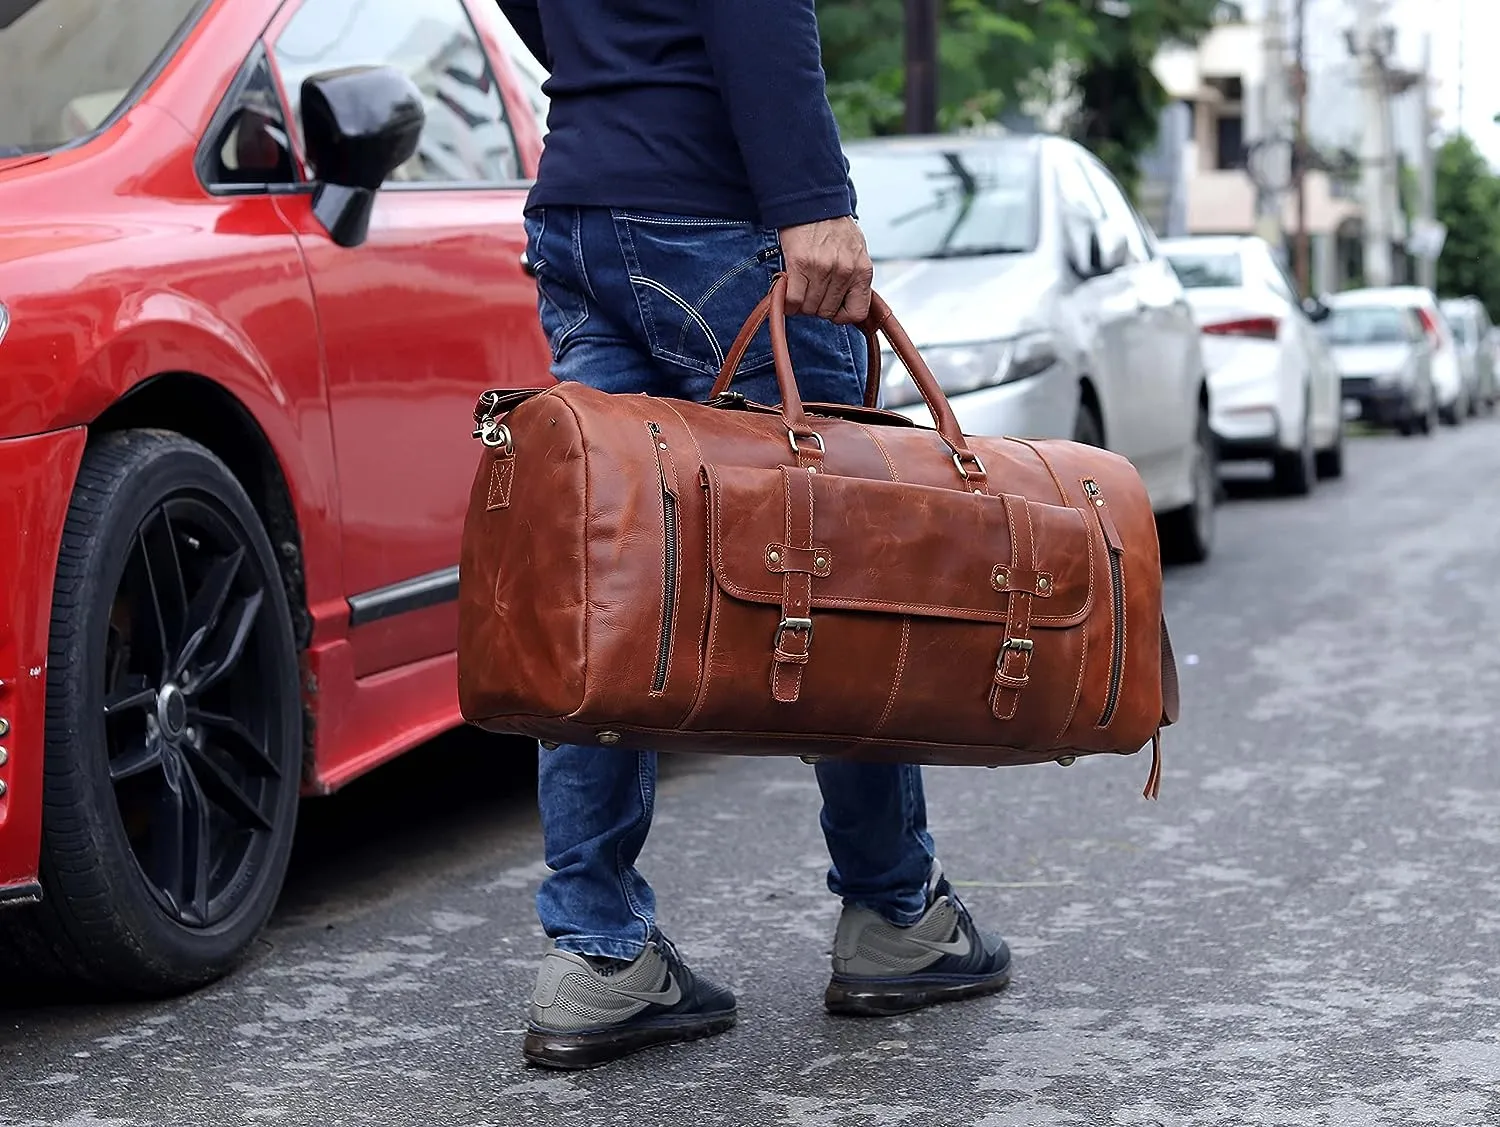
[1082,478,1124,553]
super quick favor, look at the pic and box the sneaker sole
[823,966,1012,1018]
[523,1010,737,1070]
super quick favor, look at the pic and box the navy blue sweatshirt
[497,0,854,230]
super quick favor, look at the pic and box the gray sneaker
[825,862,1013,1017]
[523,931,737,1070]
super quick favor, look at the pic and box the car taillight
[1202,316,1279,340]
[1416,307,1442,349]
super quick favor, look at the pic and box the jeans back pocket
[612,211,781,379]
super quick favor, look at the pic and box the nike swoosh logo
[904,930,972,958]
[603,973,682,1007]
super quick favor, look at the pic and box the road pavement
[4,418,1500,1126]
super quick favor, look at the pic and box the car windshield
[849,143,1039,262]
[1441,305,1474,344]
[1164,251,1243,289]
[1321,306,1412,345]
[0,0,202,156]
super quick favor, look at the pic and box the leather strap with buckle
[772,464,817,703]
[991,493,1037,720]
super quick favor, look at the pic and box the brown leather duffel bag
[458,277,1179,797]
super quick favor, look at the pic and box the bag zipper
[1084,478,1125,726]
[649,423,679,694]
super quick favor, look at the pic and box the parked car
[1157,234,1343,494]
[1319,294,1438,436]
[847,134,1216,565]
[1332,287,1466,424]
[0,0,552,993]
[1438,295,1497,415]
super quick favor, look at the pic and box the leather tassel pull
[1143,730,1163,800]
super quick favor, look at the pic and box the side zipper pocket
[648,423,680,695]
[1084,479,1126,727]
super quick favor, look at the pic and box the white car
[1158,235,1343,493]
[1335,286,1467,424]
[849,133,1216,564]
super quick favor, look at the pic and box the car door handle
[519,250,537,278]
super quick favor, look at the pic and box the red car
[0,0,552,993]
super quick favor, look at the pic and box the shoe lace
[651,932,695,988]
[947,893,978,945]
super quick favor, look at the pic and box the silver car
[1438,296,1497,415]
[1319,295,1438,436]
[847,134,1214,564]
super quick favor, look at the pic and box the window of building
[1215,114,1245,171]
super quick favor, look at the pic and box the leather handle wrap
[711,274,974,458]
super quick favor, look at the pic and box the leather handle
[714,279,882,409]
[712,274,972,457]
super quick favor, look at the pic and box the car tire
[1272,400,1316,496]
[1158,402,1216,566]
[1315,428,1345,479]
[1419,388,1439,435]
[1440,393,1463,427]
[1073,399,1104,449]
[2,431,302,997]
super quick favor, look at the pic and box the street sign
[1408,218,1448,260]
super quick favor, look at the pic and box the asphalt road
[5,417,1500,1127]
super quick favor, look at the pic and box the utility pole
[903,0,939,135]
[1255,0,1289,251]
[1456,0,1466,135]
[1292,0,1311,294]
[1417,32,1438,291]
[1351,0,1394,287]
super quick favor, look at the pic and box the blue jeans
[523,206,937,961]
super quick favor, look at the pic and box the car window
[1164,251,1243,289]
[1320,306,1417,345]
[489,12,549,137]
[1078,156,1148,263]
[0,0,204,156]
[1255,245,1299,304]
[1055,154,1105,221]
[1441,303,1476,345]
[850,144,1041,261]
[272,0,521,185]
[201,49,298,190]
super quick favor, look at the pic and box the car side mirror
[1301,295,1332,323]
[1090,225,1129,276]
[300,65,425,249]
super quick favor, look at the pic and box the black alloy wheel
[1,431,302,996]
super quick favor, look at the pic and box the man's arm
[497,0,550,69]
[699,0,850,230]
[699,0,872,322]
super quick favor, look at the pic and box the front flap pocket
[703,464,1093,627]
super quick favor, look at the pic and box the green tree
[818,0,1224,200]
[1065,0,1223,199]
[1433,134,1500,317]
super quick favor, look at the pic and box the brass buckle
[774,617,814,649]
[1001,637,1034,653]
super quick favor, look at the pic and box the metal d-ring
[952,450,986,480]
[478,419,514,454]
[788,429,826,457]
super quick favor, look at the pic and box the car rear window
[0,0,204,156]
[1321,306,1413,345]
[1164,252,1243,289]
[1440,304,1475,344]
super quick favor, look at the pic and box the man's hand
[777,216,875,325]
